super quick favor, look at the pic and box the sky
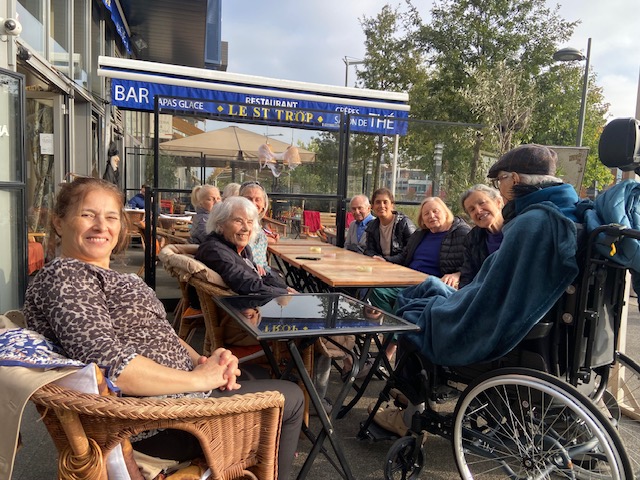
[222,0,639,125]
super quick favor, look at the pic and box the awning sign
[111,78,408,135]
[101,0,131,54]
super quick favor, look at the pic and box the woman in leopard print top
[23,177,303,479]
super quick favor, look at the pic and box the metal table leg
[287,339,355,480]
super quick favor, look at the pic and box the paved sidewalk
[11,248,640,479]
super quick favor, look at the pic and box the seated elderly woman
[222,182,241,200]
[371,196,471,313]
[194,197,295,356]
[458,184,504,288]
[195,196,293,296]
[369,196,470,366]
[23,178,303,480]
[189,184,221,244]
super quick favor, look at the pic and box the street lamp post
[343,56,365,87]
[553,38,592,147]
[432,143,444,197]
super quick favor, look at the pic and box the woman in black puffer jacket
[370,196,470,314]
[369,196,470,364]
[387,196,470,286]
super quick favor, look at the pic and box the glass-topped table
[215,293,420,480]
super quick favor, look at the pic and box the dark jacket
[364,212,416,260]
[391,216,470,274]
[459,226,491,287]
[195,232,288,296]
[103,163,119,186]
[189,206,209,245]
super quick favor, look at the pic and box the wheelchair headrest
[598,117,640,171]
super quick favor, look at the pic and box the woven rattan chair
[159,244,205,341]
[159,246,314,423]
[30,367,284,480]
[159,244,230,352]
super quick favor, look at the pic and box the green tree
[528,65,612,190]
[358,3,428,193]
[418,0,576,132]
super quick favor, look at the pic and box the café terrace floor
[11,242,492,480]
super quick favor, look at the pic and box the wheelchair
[358,224,640,480]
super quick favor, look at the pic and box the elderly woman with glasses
[458,185,504,288]
[195,196,294,296]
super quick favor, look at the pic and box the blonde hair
[418,197,454,230]
[191,185,220,208]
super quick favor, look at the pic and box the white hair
[206,196,259,244]
[517,173,563,185]
[350,194,370,208]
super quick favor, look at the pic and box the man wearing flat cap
[487,144,579,223]
[388,142,582,368]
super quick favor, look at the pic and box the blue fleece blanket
[582,180,640,272]
[396,202,579,366]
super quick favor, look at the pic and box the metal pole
[343,57,349,87]
[576,38,591,147]
[391,134,399,195]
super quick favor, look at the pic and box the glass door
[0,67,27,311]
[25,92,66,262]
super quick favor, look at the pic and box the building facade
[0,0,223,309]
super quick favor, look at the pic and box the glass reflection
[220,293,409,338]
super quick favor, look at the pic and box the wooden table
[268,241,427,292]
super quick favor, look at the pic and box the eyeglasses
[491,173,512,189]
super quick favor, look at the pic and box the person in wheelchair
[372,143,583,436]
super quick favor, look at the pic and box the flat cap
[487,144,557,178]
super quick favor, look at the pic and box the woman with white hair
[221,182,240,200]
[239,181,279,272]
[195,196,293,296]
[189,184,221,244]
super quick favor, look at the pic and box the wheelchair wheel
[384,435,424,480]
[452,368,633,480]
[605,351,640,477]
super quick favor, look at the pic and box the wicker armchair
[30,369,284,480]
[159,244,232,354]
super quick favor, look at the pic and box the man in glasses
[486,144,576,223]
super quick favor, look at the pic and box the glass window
[73,0,88,87]
[0,74,23,183]
[90,0,102,96]
[25,98,55,237]
[0,189,25,312]
[50,0,71,70]
[17,1,45,55]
